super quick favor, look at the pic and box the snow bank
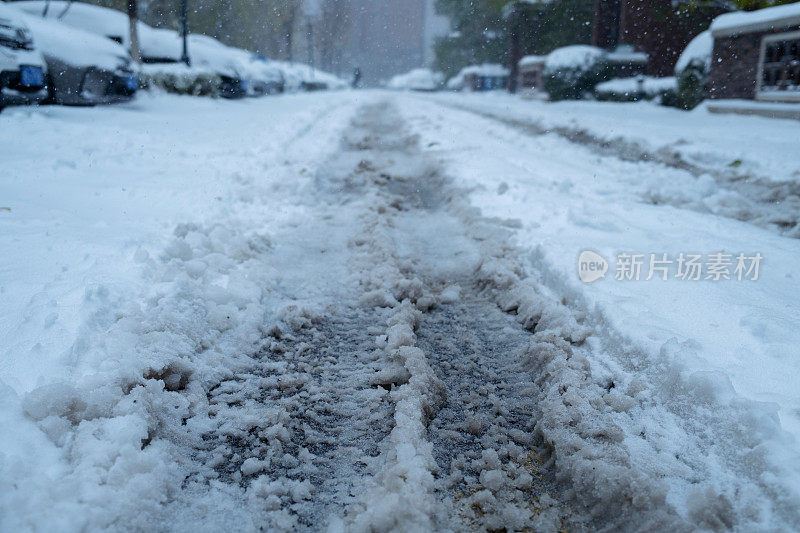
[675,30,713,74]
[387,68,443,91]
[711,2,800,36]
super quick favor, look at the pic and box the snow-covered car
[21,13,136,106]
[447,64,509,92]
[16,1,249,99]
[242,55,285,96]
[387,68,443,92]
[0,2,47,109]
[184,34,250,98]
[270,61,348,92]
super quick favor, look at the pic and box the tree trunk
[127,0,142,64]
[508,18,520,94]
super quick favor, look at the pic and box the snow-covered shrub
[544,45,610,101]
[674,30,712,110]
[595,76,678,104]
[139,65,222,97]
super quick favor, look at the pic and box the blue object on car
[20,65,44,87]
[125,75,138,91]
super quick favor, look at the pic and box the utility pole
[180,0,190,66]
[127,0,142,64]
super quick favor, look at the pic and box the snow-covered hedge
[544,45,610,101]
[674,30,713,110]
[139,64,221,97]
[595,76,677,104]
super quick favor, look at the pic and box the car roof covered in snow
[15,1,182,59]
[11,8,129,71]
[711,3,800,37]
[0,1,30,26]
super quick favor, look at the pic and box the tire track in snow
[195,305,395,529]
[427,98,800,238]
[328,102,579,531]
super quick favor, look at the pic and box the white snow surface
[711,2,800,35]
[596,76,677,96]
[1,90,800,531]
[545,45,605,71]
[519,55,546,67]
[675,29,713,74]
[0,92,364,529]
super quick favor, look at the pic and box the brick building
[709,3,800,102]
[593,0,728,76]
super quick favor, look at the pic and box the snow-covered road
[1,92,798,531]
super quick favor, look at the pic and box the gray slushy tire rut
[418,292,572,531]
[197,306,395,529]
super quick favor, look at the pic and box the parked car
[0,2,47,110]
[184,34,249,99]
[240,54,285,96]
[17,1,250,99]
[21,13,136,105]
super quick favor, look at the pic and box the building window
[757,30,800,101]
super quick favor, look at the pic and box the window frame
[756,29,800,102]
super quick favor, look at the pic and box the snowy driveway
[1,92,798,531]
